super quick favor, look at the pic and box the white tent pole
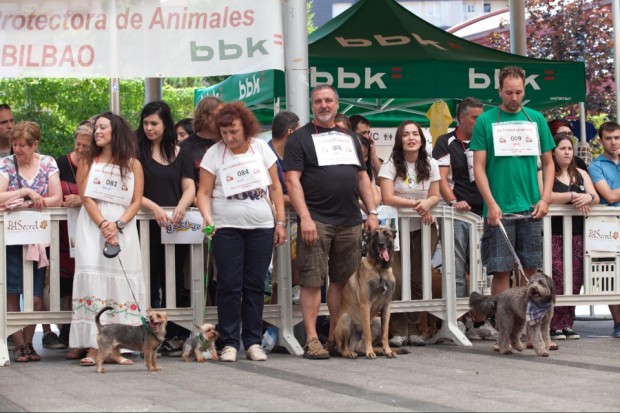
[614,0,620,121]
[509,0,527,56]
[283,0,310,124]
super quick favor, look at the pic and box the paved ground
[0,318,618,412]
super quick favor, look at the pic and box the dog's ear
[194,324,202,331]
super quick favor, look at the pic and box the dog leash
[105,246,160,341]
[497,220,529,285]
[203,225,215,303]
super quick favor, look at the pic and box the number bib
[219,154,270,197]
[83,163,133,206]
[312,131,360,167]
[492,121,540,156]
[466,149,475,182]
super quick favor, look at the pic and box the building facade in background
[312,0,508,30]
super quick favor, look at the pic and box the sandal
[25,343,41,361]
[303,337,330,360]
[13,345,29,362]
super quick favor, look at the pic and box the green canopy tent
[195,0,586,127]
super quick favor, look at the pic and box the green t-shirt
[470,106,555,217]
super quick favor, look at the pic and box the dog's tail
[95,306,114,330]
[468,292,497,317]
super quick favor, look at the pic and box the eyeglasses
[0,104,10,111]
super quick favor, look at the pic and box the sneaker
[220,346,238,362]
[245,344,267,361]
[7,335,15,352]
[562,327,580,340]
[291,285,301,305]
[160,337,183,357]
[42,331,68,349]
[550,329,567,340]
[466,319,499,340]
[457,320,466,335]
[303,337,329,360]
[388,335,407,347]
[613,322,620,338]
[407,335,426,347]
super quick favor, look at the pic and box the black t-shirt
[432,130,483,216]
[179,133,216,185]
[139,146,194,207]
[55,153,78,278]
[551,173,585,235]
[283,122,365,226]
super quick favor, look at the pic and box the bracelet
[589,193,595,202]
[275,221,286,227]
[540,198,549,205]
[98,219,108,228]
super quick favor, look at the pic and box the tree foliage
[0,78,195,158]
[485,0,615,120]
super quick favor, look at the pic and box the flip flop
[79,357,95,366]
[526,342,559,350]
[104,357,134,365]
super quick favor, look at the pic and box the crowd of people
[1,63,619,365]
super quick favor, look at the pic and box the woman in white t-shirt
[378,120,440,348]
[196,102,286,363]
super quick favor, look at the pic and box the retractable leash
[103,243,158,339]
[497,218,529,286]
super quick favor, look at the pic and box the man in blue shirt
[588,121,620,337]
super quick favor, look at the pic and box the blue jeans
[453,220,471,298]
[212,227,274,350]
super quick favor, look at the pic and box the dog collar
[141,316,163,344]
[196,334,208,346]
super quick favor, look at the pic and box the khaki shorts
[296,220,362,287]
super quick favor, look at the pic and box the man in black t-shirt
[284,84,379,359]
[432,97,499,341]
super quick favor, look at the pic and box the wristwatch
[368,209,379,216]
[449,199,457,206]
[115,220,125,234]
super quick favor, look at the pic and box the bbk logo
[310,67,387,89]
[239,74,260,99]
[468,68,541,90]
[336,34,448,51]
[190,38,268,62]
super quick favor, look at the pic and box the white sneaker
[246,344,267,361]
[219,346,237,362]
[291,285,301,305]
[467,319,499,340]
[388,335,407,347]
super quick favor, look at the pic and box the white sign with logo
[3,211,52,245]
[313,131,360,166]
[83,163,134,206]
[219,155,271,197]
[161,211,205,244]
[0,0,284,78]
[585,216,620,252]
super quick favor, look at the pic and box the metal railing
[1,204,619,364]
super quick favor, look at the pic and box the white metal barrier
[2,204,619,365]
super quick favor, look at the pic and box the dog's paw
[342,350,357,359]
[537,350,550,357]
[365,351,378,359]
[383,350,397,359]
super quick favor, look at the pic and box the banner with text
[0,0,284,78]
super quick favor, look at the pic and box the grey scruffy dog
[469,271,556,357]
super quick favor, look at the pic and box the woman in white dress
[378,120,440,348]
[69,112,145,367]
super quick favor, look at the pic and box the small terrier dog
[95,306,168,373]
[182,322,220,362]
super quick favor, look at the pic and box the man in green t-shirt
[470,66,555,307]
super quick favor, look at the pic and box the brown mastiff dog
[334,227,399,359]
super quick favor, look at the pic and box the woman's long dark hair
[86,112,136,181]
[552,132,580,185]
[391,120,431,182]
[357,134,374,182]
[137,100,177,165]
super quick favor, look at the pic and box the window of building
[466,4,475,13]
[484,3,491,13]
